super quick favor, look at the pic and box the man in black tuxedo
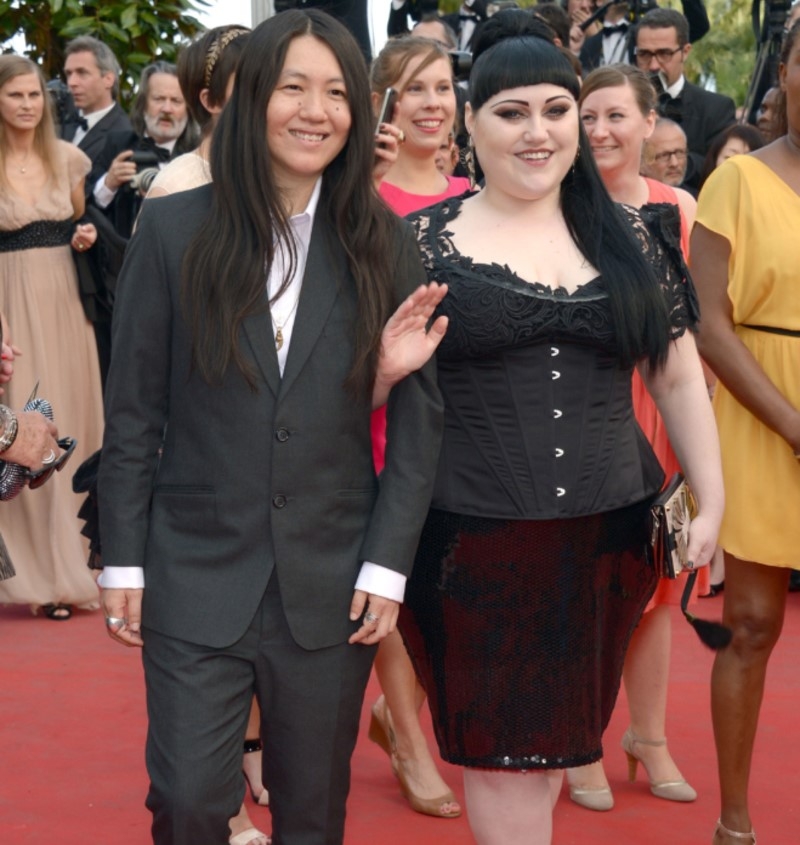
[62,36,132,166]
[89,61,198,241]
[578,0,709,73]
[634,7,735,190]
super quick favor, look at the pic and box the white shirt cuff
[93,175,117,208]
[391,0,406,8]
[355,561,406,603]
[97,566,145,589]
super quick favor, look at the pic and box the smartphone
[375,87,398,136]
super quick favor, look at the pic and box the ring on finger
[105,616,126,628]
[364,611,380,625]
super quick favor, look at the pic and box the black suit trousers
[143,574,376,845]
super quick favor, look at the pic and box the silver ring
[105,616,126,628]
[41,449,56,465]
[364,611,380,625]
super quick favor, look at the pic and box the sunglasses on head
[24,437,76,490]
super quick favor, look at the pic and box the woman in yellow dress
[690,22,800,845]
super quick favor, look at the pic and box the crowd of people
[0,2,798,845]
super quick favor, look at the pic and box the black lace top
[408,194,698,519]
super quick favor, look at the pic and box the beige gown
[0,140,104,609]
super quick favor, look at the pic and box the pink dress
[637,178,707,606]
[372,176,472,471]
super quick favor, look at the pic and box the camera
[450,50,473,81]
[46,79,80,135]
[128,150,161,195]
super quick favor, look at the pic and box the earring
[465,135,477,189]
[571,145,581,176]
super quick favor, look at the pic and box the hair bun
[471,8,556,64]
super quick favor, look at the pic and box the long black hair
[469,35,672,369]
[181,10,398,398]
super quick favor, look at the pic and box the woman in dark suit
[97,11,443,845]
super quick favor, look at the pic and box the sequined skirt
[399,504,658,770]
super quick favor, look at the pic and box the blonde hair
[0,55,59,190]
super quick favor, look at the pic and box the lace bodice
[408,194,698,519]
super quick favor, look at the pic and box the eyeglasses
[24,437,76,490]
[635,47,683,64]
[651,148,688,164]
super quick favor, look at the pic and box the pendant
[275,328,284,351]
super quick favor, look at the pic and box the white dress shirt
[72,102,115,147]
[100,178,406,603]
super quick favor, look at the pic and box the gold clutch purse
[650,473,696,579]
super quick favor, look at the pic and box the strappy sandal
[41,603,72,620]
[715,819,756,843]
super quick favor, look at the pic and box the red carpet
[1,598,798,844]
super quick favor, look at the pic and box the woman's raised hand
[372,282,448,408]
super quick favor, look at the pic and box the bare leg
[711,554,787,843]
[546,769,563,809]
[463,769,553,845]
[242,698,268,806]
[622,604,688,788]
[228,802,268,845]
[372,629,460,815]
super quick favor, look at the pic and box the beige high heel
[715,819,756,843]
[621,727,697,802]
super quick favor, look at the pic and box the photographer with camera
[578,0,710,73]
[90,61,198,240]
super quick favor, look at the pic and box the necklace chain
[270,294,301,351]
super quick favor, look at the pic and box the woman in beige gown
[0,55,103,618]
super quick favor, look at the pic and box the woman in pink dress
[366,35,471,820]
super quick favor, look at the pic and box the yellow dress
[695,155,800,567]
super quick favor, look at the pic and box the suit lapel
[243,308,282,397]
[278,217,341,399]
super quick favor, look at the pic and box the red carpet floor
[1,597,798,844]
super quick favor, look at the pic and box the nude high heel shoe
[715,819,756,843]
[621,727,697,802]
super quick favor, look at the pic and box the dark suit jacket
[98,185,443,651]
[61,102,132,167]
[659,80,736,190]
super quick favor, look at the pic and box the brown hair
[0,55,59,190]
[370,36,451,97]
[579,64,657,116]
[178,25,250,135]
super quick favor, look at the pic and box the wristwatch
[0,404,19,453]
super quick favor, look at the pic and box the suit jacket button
[276,428,290,442]
[272,495,287,508]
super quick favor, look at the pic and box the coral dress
[635,179,708,605]
[695,156,800,567]
[0,141,104,608]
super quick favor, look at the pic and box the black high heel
[699,581,724,598]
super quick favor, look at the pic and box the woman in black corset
[391,27,724,845]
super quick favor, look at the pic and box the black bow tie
[138,136,172,163]
[658,91,683,122]
[76,115,89,132]
[603,23,629,36]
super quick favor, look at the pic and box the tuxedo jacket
[98,184,443,651]
[61,102,133,167]
[660,81,736,189]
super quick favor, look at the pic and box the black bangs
[469,37,580,111]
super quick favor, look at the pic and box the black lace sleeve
[624,203,700,340]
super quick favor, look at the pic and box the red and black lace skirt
[399,503,658,770]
